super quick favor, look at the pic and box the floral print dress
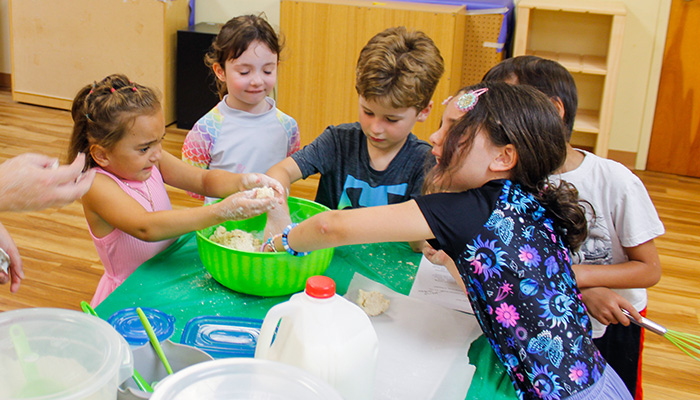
[416,180,606,400]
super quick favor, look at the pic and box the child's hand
[214,189,277,221]
[423,244,452,266]
[238,173,286,200]
[580,286,639,326]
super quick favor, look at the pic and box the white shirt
[551,150,665,338]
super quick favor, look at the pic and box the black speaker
[176,23,222,130]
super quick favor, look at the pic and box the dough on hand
[255,187,275,199]
[356,289,390,316]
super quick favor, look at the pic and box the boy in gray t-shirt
[264,27,444,249]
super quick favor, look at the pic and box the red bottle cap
[305,276,336,299]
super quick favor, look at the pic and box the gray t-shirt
[291,122,434,209]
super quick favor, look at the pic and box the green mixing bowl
[196,197,334,297]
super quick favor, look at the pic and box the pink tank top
[90,167,176,307]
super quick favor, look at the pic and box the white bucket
[0,308,133,399]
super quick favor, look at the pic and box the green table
[95,232,516,399]
[95,232,422,341]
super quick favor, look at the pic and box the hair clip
[110,87,116,93]
[85,113,93,122]
[455,88,488,113]
[132,86,138,92]
[441,96,453,106]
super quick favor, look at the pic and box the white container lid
[0,307,133,399]
[150,358,343,400]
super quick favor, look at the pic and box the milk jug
[255,275,379,400]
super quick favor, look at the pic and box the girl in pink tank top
[67,74,284,306]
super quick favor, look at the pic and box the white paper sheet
[409,256,473,314]
[345,273,482,400]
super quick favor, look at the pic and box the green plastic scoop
[80,301,153,393]
[137,307,174,375]
[10,324,67,397]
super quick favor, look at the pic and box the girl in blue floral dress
[265,82,632,400]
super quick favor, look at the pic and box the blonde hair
[355,27,444,111]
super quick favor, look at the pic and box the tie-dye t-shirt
[416,180,607,400]
[291,122,433,209]
[181,96,300,201]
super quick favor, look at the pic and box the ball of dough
[356,289,390,316]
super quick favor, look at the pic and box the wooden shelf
[573,109,600,134]
[515,0,626,15]
[527,51,607,75]
[513,0,626,158]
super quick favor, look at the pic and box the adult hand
[0,153,96,212]
[0,222,24,292]
[580,286,641,326]
[214,189,277,221]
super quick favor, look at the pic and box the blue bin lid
[397,0,512,11]
[180,315,263,359]
[108,307,175,346]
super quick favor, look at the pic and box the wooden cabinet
[512,0,626,157]
[279,0,469,145]
[9,0,189,124]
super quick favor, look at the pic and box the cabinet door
[646,0,700,176]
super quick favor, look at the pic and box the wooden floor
[0,89,698,398]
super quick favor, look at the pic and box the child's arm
[573,239,661,325]
[423,244,467,295]
[269,200,433,253]
[262,157,305,239]
[572,239,662,289]
[83,152,281,242]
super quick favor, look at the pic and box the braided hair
[68,74,161,170]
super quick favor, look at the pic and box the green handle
[132,370,153,393]
[10,325,40,380]
[80,301,98,317]
[80,302,156,391]
[136,307,173,375]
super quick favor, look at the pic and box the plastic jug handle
[255,301,297,359]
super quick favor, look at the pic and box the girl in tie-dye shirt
[182,15,299,202]
[266,82,632,400]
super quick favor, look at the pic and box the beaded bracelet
[282,223,311,257]
[260,235,280,253]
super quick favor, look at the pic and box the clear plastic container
[149,358,343,400]
[0,307,133,400]
[255,276,379,400]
